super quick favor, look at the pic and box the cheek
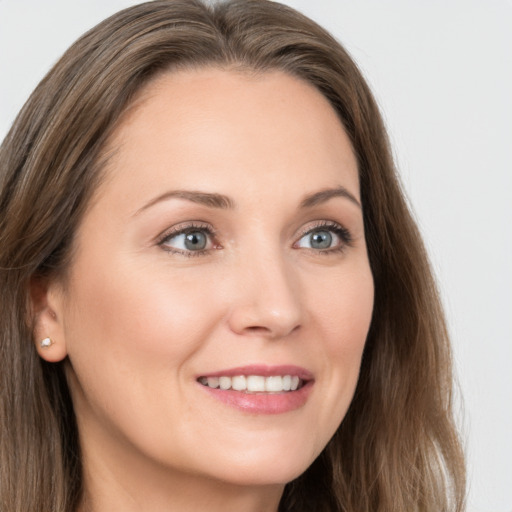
[65,256,220,358]
[61,257,227,455]
[304,262,373,445]
[61,255,226,433]
[313,263,374,355]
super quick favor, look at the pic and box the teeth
[207,377,219,388]
[265,376,283,392]
[219,376,231,390]
[199,375,304,393]
[231,375,246,391]
[247,375,265,392]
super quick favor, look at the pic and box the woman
[0,1,465,510]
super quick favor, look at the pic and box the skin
[34,68,374,512]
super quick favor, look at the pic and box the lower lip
[198,381,313,414]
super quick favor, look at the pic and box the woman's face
[43,69,374,489]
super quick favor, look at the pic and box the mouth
[196,365,313,414]
[197,374,305,393]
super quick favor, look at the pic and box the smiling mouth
[198,375,305,393]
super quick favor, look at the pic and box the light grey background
[1,1,510,510]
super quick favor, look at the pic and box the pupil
[185,231,206,250]
[311,231,332,249]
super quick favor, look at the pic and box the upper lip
[197,364,314,381]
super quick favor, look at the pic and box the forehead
[97,67,359,209]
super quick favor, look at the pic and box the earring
[40,337,53,348]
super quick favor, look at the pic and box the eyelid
[296,220,351,238]
[157,221,213,242]
[294,220,353,251]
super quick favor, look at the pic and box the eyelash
[157,220,353,257]
[295,221,353,255]
[157,222,218,258]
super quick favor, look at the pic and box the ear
[29,276,68,363]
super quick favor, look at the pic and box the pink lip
[197,364,314,415]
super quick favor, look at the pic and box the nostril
[243,324,300,338]
[245,326,272,334]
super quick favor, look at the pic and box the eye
[295,223,351,252]
[158,224,216,256]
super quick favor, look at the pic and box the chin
[212,461,309,488]
[195,441,320,488]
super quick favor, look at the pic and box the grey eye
[183,231,207,250]
[308,231,332,249]
[161,229,212,253]
[296,227,346,251]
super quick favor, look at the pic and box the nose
[226,253,303,340]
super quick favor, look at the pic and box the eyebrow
[134,190,235,216]
[134,185,360,216]
[299,186,361,209]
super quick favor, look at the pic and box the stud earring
[40,337,53,348]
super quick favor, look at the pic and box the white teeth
[247,375,265,392]
[265,376,283,392]
[231,375,246,391]
[206,377,219,389]
[200,374,304,393]
[219,376,231,390]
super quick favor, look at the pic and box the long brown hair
[0,1,465,510]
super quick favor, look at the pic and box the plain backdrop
[0,1,511,511]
